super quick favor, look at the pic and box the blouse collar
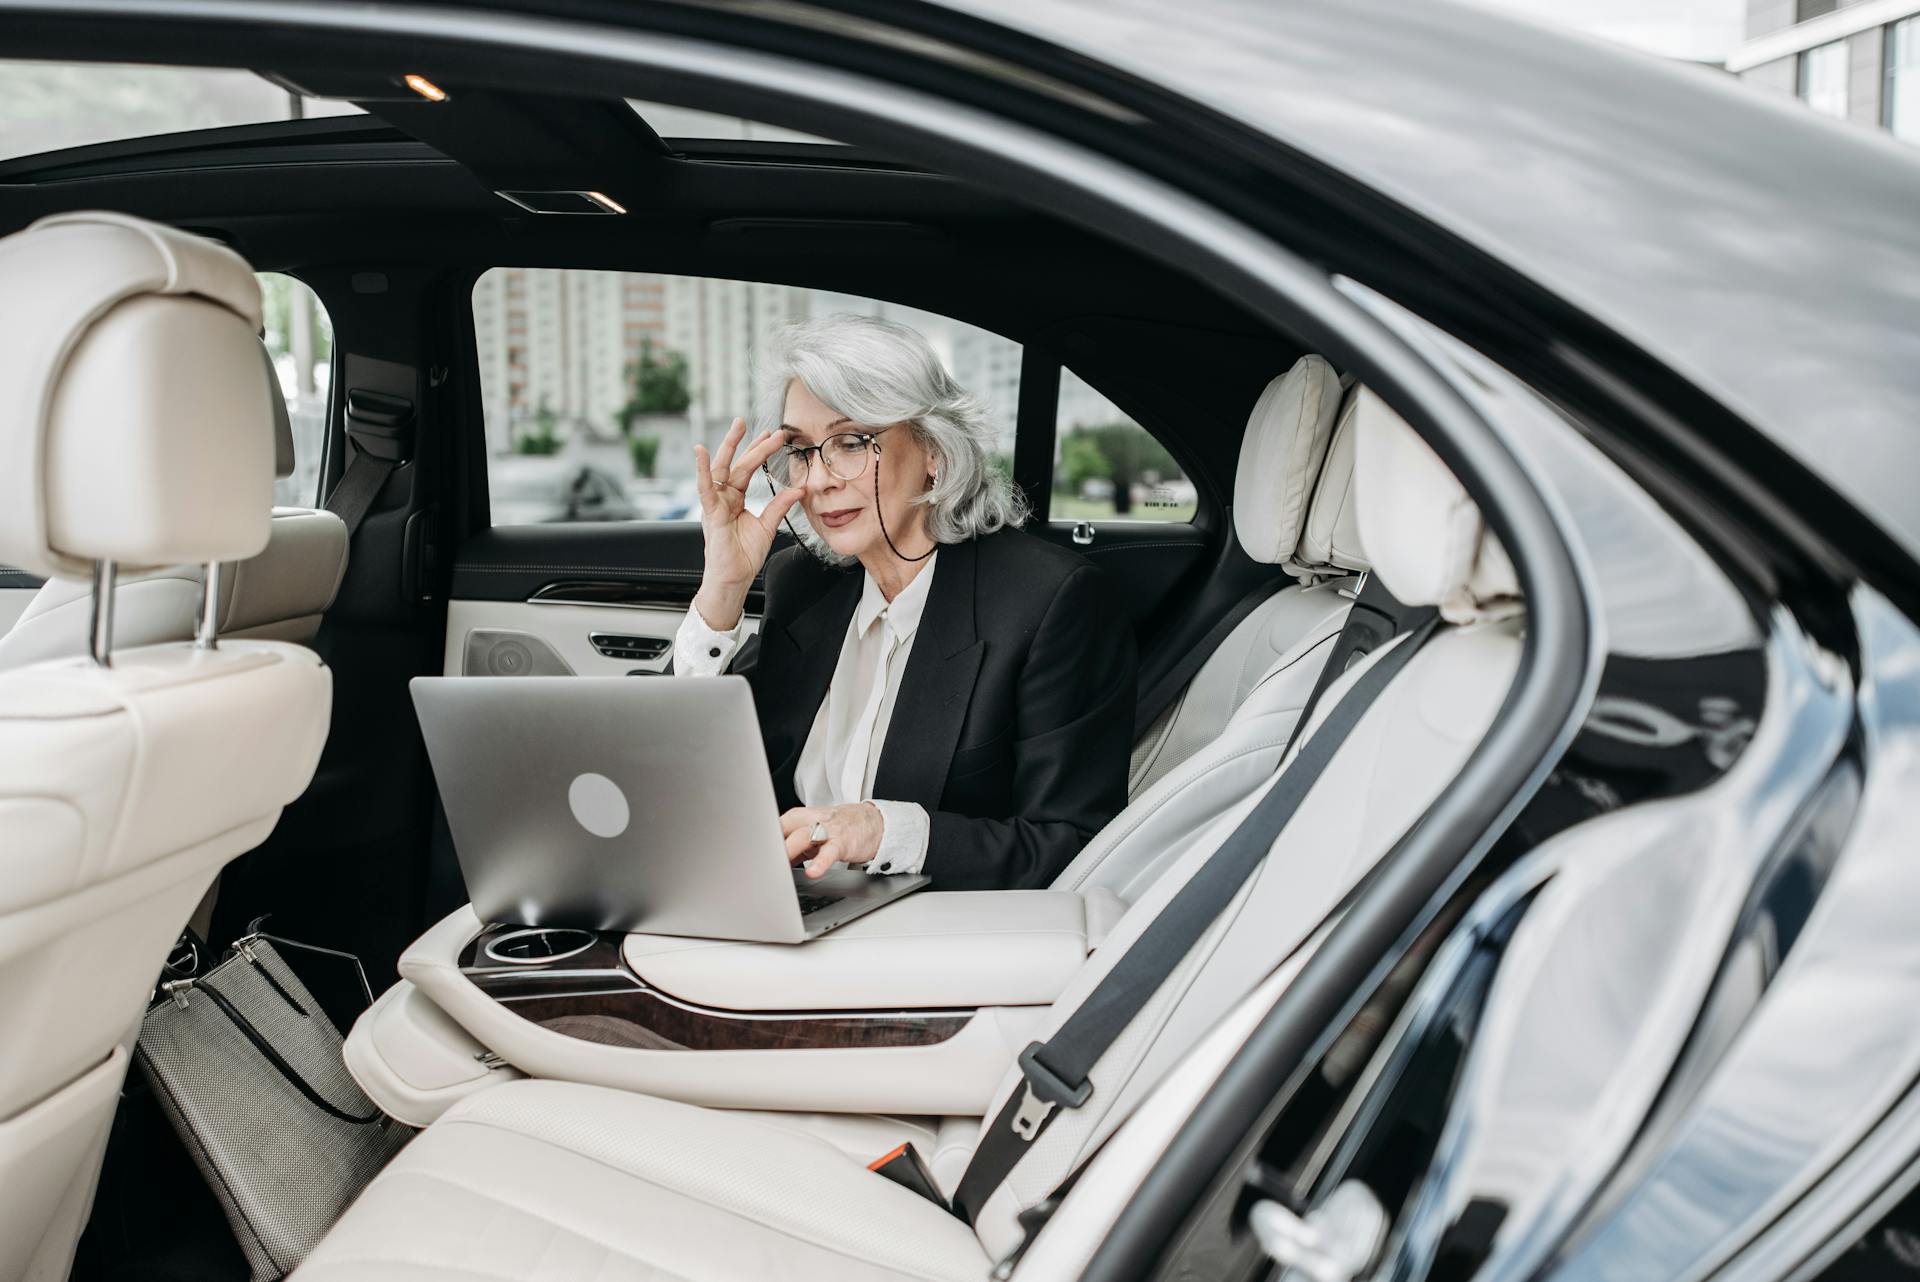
[855,550,940,644]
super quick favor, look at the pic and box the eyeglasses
[765,424,902,489]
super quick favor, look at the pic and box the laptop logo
[567,772,631,839]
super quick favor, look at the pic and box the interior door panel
[443,597,760,676]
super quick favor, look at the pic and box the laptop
[411,674,928,943]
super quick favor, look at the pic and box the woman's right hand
[690,417,805,631]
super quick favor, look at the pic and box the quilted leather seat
[299,387,1522,1280]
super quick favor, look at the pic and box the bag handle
[171,976,383,1126]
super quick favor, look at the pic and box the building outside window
[1890,17,1920,142]
[1799,40,1850,118]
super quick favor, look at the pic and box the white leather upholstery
[1127,365,1372,801]
[1354,386,1520,622]
[0,508,349,668]
[400,905,1052,1116]
[0,212,275,579]
[310,377,1527,1282]
[0,212,332,1282]
[1122,579,1350,813]
[1294,390,1367,575]
[1231,355,1343,565]
[342,980,525,1129]
[297,1082,992,1282]
[623,891,1089,1012]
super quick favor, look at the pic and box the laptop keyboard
[796,891,845,917]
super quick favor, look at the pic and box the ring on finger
[810,821,829,844]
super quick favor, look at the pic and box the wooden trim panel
[460,923,974,1051]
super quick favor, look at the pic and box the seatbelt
[952,611,1442,1225]
[324,388,414,539]
[1133,577,1286,738]
[1292,573,1436,743]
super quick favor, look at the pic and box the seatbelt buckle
[1012,1042,1092,1141]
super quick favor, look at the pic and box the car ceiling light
[404,74,448,103]
[585,191,628,214]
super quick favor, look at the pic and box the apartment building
[1729,0,1920,138]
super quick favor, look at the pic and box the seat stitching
[422,1121,981,1281]
[1054,733,1297,892]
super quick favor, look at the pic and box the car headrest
[0,508,350,671]
[1354,387,1520,623]
[1232,355,1343,568]
[259,338,296,480]
[0,210,276,581]
[1289,386,1370,578]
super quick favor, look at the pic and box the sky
[1462,0,1750,62]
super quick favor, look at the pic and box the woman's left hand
[780,802,884,879]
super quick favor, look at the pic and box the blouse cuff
[866,799,930,876]
[673,602,747,676]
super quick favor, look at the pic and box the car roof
[930,0,1920,565]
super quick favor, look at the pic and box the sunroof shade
[626,99,837,145]
[0,61,361,163]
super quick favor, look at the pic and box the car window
[0,60,361,164]
[472,268,1020,525]
[258,272,333,507]
[1052,367,1197,523]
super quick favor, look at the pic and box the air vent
[495,189,627,215]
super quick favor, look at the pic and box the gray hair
[753,313,1028,562]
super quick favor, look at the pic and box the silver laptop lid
[412,675,818,940]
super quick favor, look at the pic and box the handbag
[135,926,412,1280]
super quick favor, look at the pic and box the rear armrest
[391,898,1085,1114]
[623,891,1089,1011]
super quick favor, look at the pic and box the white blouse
[671,552,939,875]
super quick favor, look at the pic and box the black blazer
[733,527,1137,891]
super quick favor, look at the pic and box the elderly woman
[673,314,1136,891]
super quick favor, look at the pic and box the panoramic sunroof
[0,61,362,164]
[626,99,838,145]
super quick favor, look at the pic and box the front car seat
[0,343,348,670]
[0,211,332,1282]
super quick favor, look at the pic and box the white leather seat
[0,348,348,670]
[1070,364,1371,903]
[301,389,1522,1280]
[1126,353,1364,799]
[0,211,332,1282]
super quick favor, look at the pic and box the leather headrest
[1232,355,1343,567]
[0,211,276,580]
[0,507,349,670]
[1354,388,1520,623]
[1289,388,1370,577]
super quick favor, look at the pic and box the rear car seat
[0,344,347,669]
[297,385,1524,1281]
[1068,370,1373,905]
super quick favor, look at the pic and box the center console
[345,890,1115,1124]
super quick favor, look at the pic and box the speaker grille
[464,629,574,677]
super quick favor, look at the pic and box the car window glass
[473,268,1019,525]
[1053,367,1197,523]
[259,272,333,507]
[0,60,360,163]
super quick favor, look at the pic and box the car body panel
[908,0,1920,568]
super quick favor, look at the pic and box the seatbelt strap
[952,613,1442,1225]
[324,388,415,540]
[1133,577,1286,738]
[1290,573,1436,751]
[323,452,397,538]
